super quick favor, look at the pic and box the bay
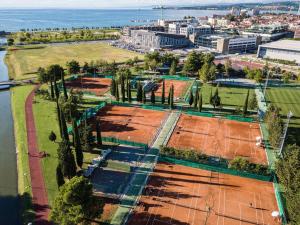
[0,9,229,32]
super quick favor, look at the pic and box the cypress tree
[121,76,125,102]
[110,79,116,96]
[61,72,68,100]
[151,90,156,104]
[161,80,165,104]
[137,82,143,102]
[170,85,174,109]
[96,121,102,147]
[189,89,194,106]
[54,77,60,100]
[57,141,77,179]
[127,79,132,102]
[50,80,55,99]
[243,89,250,116]
[56,101,63,137]
[167,87,171,105]
[60,109,69,142]
[142,88,146,104]
[115,81,120,101]
[209,88,213,104]
[194,85,199,108]
[198,92,202,112]
[56,164,65,187]
[73,119,83,168]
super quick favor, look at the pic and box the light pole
[279,111,293,156]
[263,70,270,98]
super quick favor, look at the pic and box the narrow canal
[0,39,20,224]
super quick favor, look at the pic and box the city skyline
[0,0,290,9]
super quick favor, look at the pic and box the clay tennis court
[128,162,280,225]
[92,105,168,144]
[167,114,267,165]
[66,76,111,96]
[155,80,191,100]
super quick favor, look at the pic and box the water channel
[0,38,20,224]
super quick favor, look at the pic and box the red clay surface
[214,59,264,71]
[128,162,280,225]
[155,80,191,100]
[66,76,111,96]
[167,114,267,165]
[92,105,168,144]
[25,86,50,225]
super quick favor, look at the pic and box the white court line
[203,122,210,151]
[254,192,259,225]
[191,182,202,225]
[223,188,226,225]
[239,202,242,225]
[186,180,197,224]
[259,194,265,225]
[217,187,222,225]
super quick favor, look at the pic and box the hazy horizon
[0,0,290,9]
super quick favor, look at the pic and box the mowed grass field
[5,42,143,80]
[200,84,255,108]
[11,85,35,224]
[266,87,300,145]
[32,87,106,205]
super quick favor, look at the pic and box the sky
[0,0,283,9]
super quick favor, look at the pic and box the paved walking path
[110,111,181,225]
[25,86,50,225]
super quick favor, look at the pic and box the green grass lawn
[11,85,35,224]
[266,87,300,145]
[200,84,255,108]
[5,42,143,80]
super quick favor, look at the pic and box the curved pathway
[25,86,50,224]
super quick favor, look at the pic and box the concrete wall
[258,46,300,64]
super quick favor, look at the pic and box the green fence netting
[160,75,191,81]
[68,101,107,134]
[101,136,148,150]
[142,105,165,111]
[159,156,273,182]
[185,111,214,118]
[273,176,288,224]
[225,115,254,123]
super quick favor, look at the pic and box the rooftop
[260,40,300,51]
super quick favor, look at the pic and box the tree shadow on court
[127,211,189,225]
[149,175,239,188]
[90,120,137,133]
[143,186,201,200]
[153,168,218,179]
[216,212,265,225]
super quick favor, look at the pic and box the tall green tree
[275,144,300,225]
[37,67,48,83]
[167,87,171,105]
[243,90,250,116]
[194,85,199,108]
[54,78,60,100]
[151,90,156,104]
[142,88,147,104]
[66,60,80,74]
[81,120,94,152]
[198,92,203,112]
[60,108,69,142]
[170,85,174,109]
[183,51,203,76]
[161,80,165,104]
[48,64,65,81]
[50,176,104,225]
[248,93,258,110]
[96,121,102,147]
[115,81,120,101]
[56,164,65,187]
[61,72,68,100]
[57,141,77,179]
[120,76,126,102]
[169,60,177,75]
[72,119,83,168]
[127,79,132,102]
[189,89,194,106]
[110,79,116,96]
[137,82,143,102]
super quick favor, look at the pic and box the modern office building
[257,40,300,64]
[242,24,291,42]
[123,25,165,37]
[194,33,261,54]
[130,30,190,50]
